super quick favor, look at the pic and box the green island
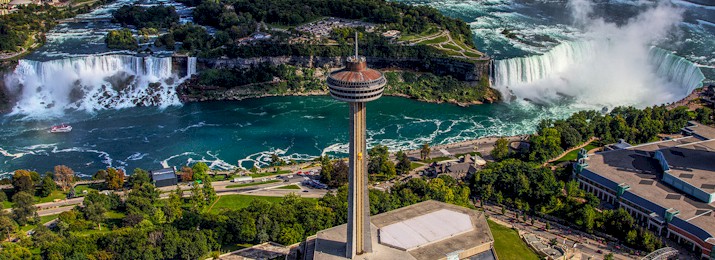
[0,0,114,58]
[100,0,498,105]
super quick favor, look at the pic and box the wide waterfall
[648,46,706,95]
[493,41,597,88]
[4,55,196,116]
[492,41,706,107]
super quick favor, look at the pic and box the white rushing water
[4,55,196,117]
[493,40,705,107]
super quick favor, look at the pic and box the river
[0,0,712,177]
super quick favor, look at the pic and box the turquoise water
[2,0,713,177]
[0,96,573,176]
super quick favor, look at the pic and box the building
[305,200,496,260]
[573,122,715,259]
[325,33,386,258]
[151,168,178,187]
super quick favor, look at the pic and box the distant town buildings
[296,17,375,39]
[574,121,715,259]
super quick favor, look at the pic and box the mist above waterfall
[494,0,704,108]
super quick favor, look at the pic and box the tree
[12,170,35,194]
[368,145,396,181]
[105,28,138,50]
[0,213,17,241]
[0,242,32,259]
[190,182,206,209]
[180,166,194,182]
[270,153,285,166]
[420,142,431,161]
[130,168,151,187]
[192,162,209,181]
[11,191,38,226]
[203,180,217,204]
[106,167,125,190]
[490,138,510,161]
[83,193,107,230]
[92,169,108,180]
[39,175,57,197]
[395,151,411,175]
[54,165,76,192]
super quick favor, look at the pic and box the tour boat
[50,124,72,133]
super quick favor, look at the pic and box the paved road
[27,170,327,216]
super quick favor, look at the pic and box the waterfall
[4,55,193,116]
[492,40,706,106]
[186,56,197,77]
[648,46,706,95]
[493,41,596,88]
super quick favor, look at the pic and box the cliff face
[194,56,491,83]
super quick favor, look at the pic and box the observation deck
[327,56,386,103]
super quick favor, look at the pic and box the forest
[0,162,469,259]
[111,5,180,29]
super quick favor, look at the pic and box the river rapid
[0,0,712,177]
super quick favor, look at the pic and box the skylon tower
[326,33,386,258]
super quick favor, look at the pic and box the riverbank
[178,64,500,107]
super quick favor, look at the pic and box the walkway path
[546,137,598,165]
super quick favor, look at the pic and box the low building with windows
[573,122,715,259]
[151,167,178,187]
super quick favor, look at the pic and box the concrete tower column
[346,102,372,258]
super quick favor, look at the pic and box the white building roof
[379,209,473,250]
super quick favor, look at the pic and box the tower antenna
[355,31,359,59]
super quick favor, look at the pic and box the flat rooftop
[683,121,715,140]
[310,200,494,260]
[584,137,715,239]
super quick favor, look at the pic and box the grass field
[226,180,281,189]
[74,184,99,196]
[488,220,539,260]
[36,190,67,203]
[276,184,301,190]
[420,35,448,45]
[208,195,285,213]
[410,162,425,170]
[554,144,599,164]
[421,156,452,164]
[19,214,61,232]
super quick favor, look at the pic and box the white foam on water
[4,54,198,118]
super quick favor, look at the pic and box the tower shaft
[346,102,372,258]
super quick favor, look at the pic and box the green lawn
[442,43,461,51]
[410,162,425,170]
[276,184,301,190]
[36,190,67,203]
[208,195,286,213]
[226,180,281,189]
[74,184,99,196]
[420,35,448,45]
[421,156,452,164]
[464,51,483,58]
[554,144,599,164]
[488,220,539,260]
[19,214,61,232]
